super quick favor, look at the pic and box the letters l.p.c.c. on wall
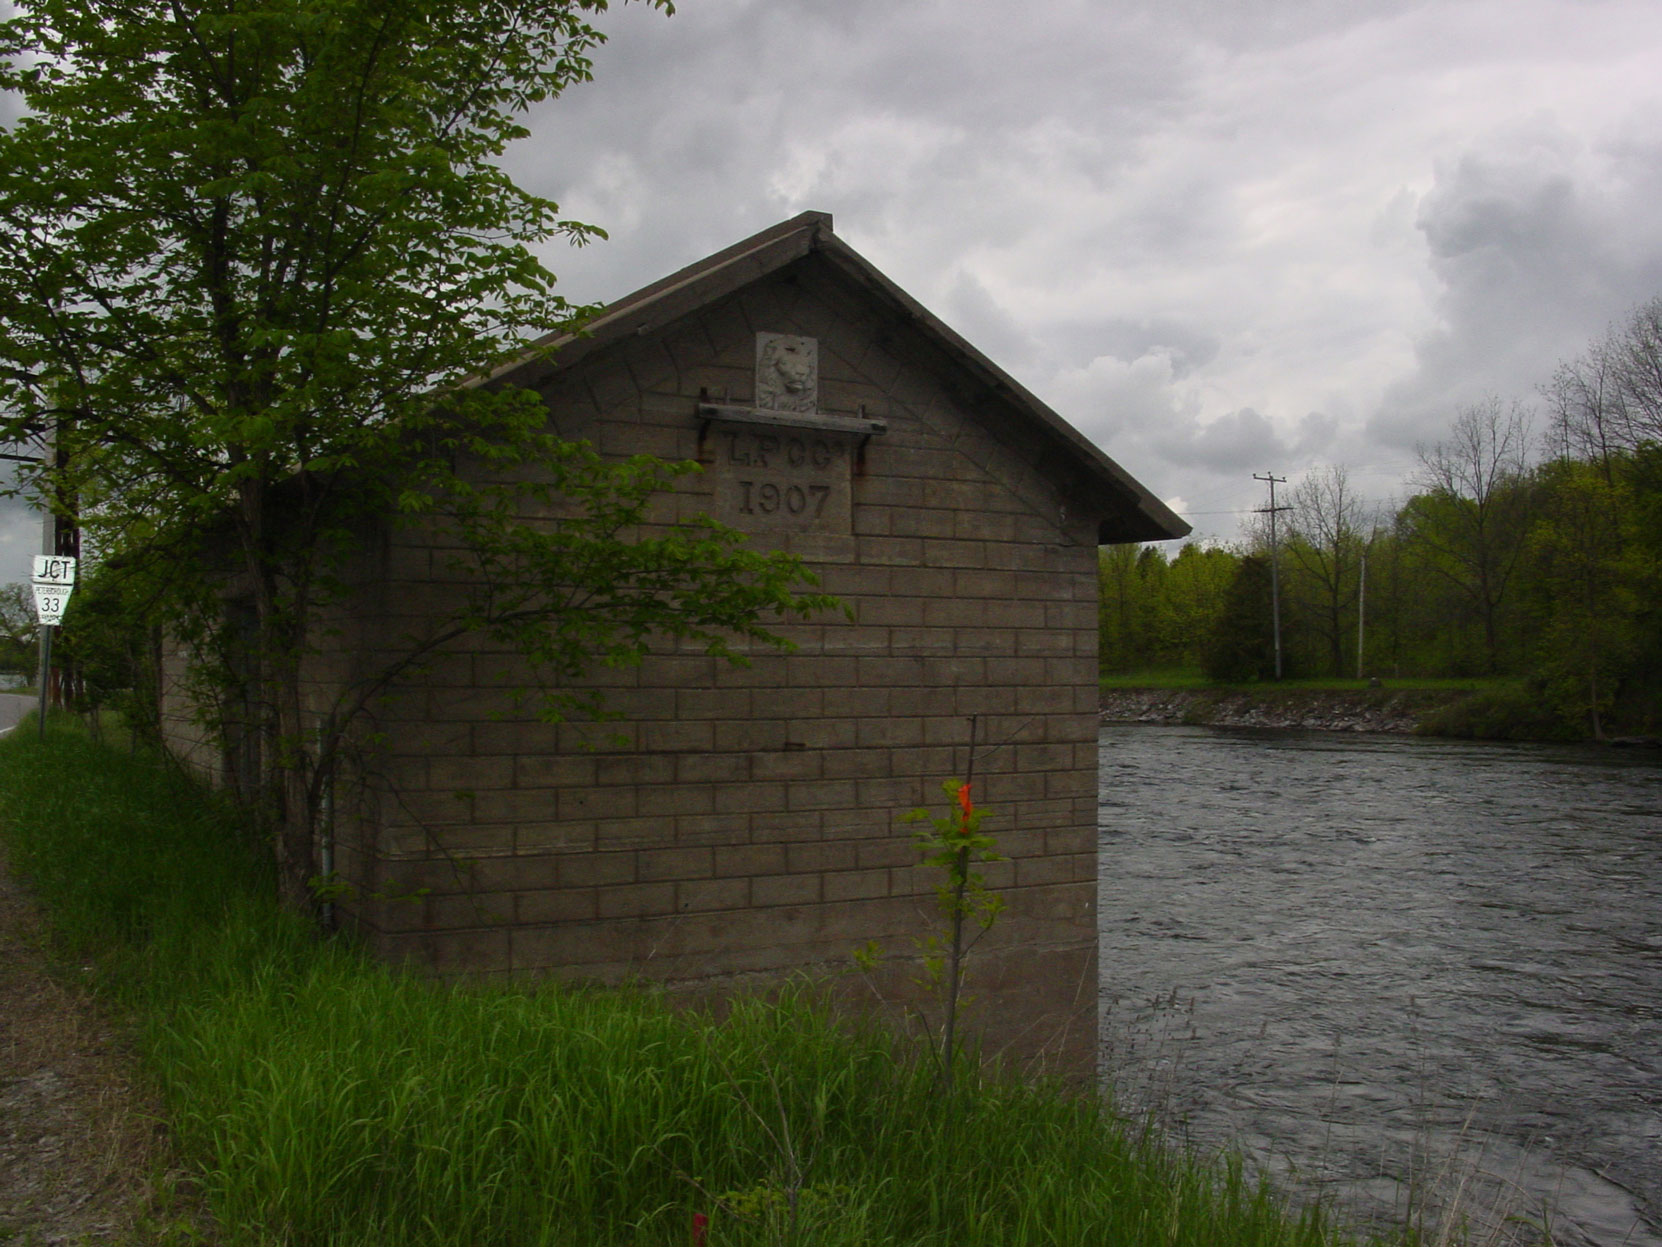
[709,421,854,535]
[700,332,867,536]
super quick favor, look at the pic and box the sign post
[31,554,76,739]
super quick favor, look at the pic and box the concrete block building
[163,211,1187,1063]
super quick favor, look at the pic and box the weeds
[1,722,1423,1247]
[901,771,1005,1091]
[855,715,1007,1091]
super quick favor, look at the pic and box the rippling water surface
[1097,725,1662,1246]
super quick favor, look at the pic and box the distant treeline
[1102,299,1662,739]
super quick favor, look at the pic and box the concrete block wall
[158,643,221,780]
[315,253,1109,1062]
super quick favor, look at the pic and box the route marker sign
[31,554,76,626]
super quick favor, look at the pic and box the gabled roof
[492,212,1189,545]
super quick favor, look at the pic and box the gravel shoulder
[0,845,192,1245]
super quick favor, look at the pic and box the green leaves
[0,0,833,906]
[0,0,681,586]
[442,440,838,720]
[0,0,625,506]
[907,791,1006,934]
[902,773,1006,1092]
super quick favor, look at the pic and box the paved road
[0,693,35,736]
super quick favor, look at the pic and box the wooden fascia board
[811,236,1190,545]
[478,219,827,392]
[476,212,1187,546]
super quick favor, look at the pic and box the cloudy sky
[6,0,1662,581]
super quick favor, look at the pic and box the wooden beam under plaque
[696,403,887,437]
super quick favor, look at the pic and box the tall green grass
[0,725,1402,1247]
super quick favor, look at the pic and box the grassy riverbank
[0,723,1427,1247]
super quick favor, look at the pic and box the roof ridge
[483,213,1187,544]
[596,211,832,323]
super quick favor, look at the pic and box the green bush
[1414,684,1579,741]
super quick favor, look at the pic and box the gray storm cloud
[5,0,1662,578]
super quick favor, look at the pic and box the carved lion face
[766,339,813,392]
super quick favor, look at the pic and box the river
[1097,725,1662,1247]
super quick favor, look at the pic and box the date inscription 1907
[713,425,851,534]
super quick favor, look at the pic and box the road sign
[32,554,77,585]
[31,554,76,626]
[32,582,72,626]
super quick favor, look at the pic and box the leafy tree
[1201,554,1278,682]
[1545,330,1632,475]
[1537,303,1662,731]
[1545,297,1662,470]
[1132,545,1178,664]
[0,582,40,676]
[1525,460,1644,737]
[1353,511,1400,677]
[1283,465,1367,677]
[1099,543,1169,672]
[1615,444,1662,729]
[1161,542,1237,667]
[0,0,833,906]
[1098,541,1236,675]
[1097,542,1144,673]
[1615,298,1662,442]
[42,555,178,745]
[1401,399,1535,674]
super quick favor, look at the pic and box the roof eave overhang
[807,234,1188,546]
[480,212,833,391]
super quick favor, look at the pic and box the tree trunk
[271,678,318,909]
[239,478,321,911]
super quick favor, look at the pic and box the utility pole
[37,495,53,740]
[35,420,80,737]
[1254,472,1291,680]
[1,418,54,730]
[4,415,77,734]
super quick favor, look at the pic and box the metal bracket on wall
[695,402,887,439]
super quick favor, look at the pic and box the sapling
[906,773,1005,1090]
